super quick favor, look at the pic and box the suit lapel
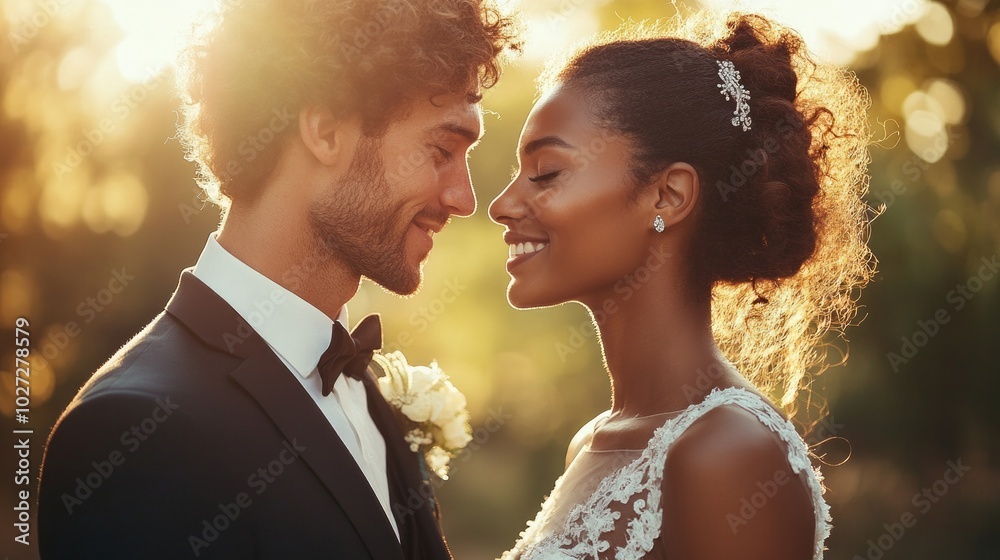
[166,270,404,560]
[230,350,404,560]
[362,376,452,560]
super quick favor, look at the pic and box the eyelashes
[434,146,454,162]
[528,170,562,183]
[508,166,563,184]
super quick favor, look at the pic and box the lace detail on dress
[500,387,832,560]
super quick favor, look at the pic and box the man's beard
[308,136,423,295]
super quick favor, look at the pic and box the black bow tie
[317,314,382,396]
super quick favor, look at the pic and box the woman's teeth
[509,242,548,258]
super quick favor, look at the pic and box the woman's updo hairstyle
[539,12,875,417]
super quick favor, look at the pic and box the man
[37,1,520,558]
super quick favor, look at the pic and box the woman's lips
[506,241,548,272]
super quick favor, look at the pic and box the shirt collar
[191,232,347,378]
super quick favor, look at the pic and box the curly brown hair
[176,0,521,208]
[540,12,876,420]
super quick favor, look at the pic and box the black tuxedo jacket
[38,270,452,559]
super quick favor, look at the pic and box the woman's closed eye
[528,170,563,184]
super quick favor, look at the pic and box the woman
[490,12,874,560]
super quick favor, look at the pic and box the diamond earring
[653,215,666,233]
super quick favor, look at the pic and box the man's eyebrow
[523,136,574,156]
[433,122,482,144]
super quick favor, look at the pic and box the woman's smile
[503,231,551,272]
[505,240,549,271]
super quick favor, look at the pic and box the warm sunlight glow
[502,0,602,62]
[98,0,208,82]
[698,0,930,64]
[95,0,936,76]
[501,0,931,66]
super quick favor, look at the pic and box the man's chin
[366,265,423,297]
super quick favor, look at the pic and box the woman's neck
[587,280,741,418]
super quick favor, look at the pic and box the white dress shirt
[192,232,399,539]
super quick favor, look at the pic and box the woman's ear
[653,162,700,228]
[298,104,359,168]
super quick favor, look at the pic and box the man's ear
[653,162,700,228]
[298,104,358,168]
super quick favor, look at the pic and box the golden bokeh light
[0,267,38,325]
[988,19,1000,65]
[915,1,954,46]
[903,90,946,120]
[1,172,33,234]
[66,170,151,235]
[39,174,86,233]
[903,90,953,163]
[925,78,966,124]
[2,69,29,120]
[879,73,918,114]
[99,171,149,236]
[905,115,948,163]
[0,360,56,417]
[81,185,113,234]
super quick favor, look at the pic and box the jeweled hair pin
[716,60,752,131]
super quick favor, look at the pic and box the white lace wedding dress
[500,387,831,560]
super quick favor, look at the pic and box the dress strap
[501,386,831,560]
[649,387,830,560]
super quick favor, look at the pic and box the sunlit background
[1,0,998,558]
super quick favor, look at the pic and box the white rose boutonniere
[371,351,472,480]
